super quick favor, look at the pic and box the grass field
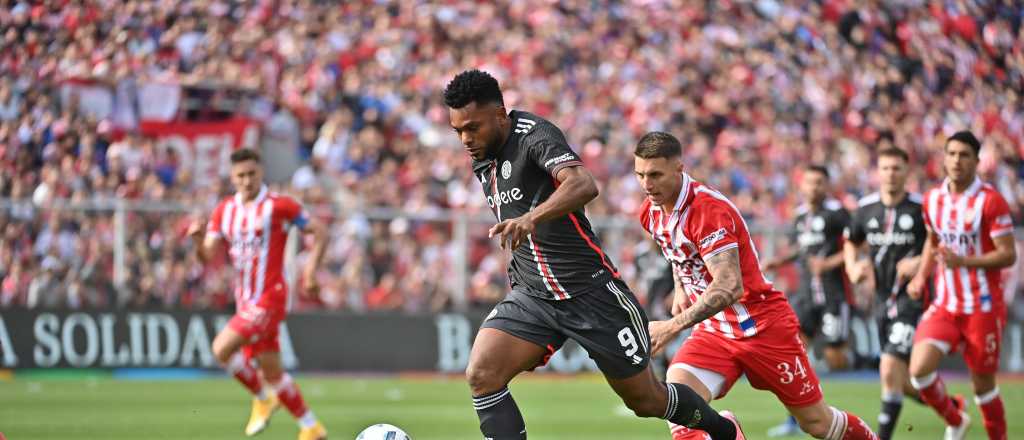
[1,373,1021,439]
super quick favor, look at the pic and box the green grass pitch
[1,373,1020,439]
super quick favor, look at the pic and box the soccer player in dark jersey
[444,70,743,440]
[763,165,852,437]
[843,148,926,440]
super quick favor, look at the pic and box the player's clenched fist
[488,215,536,251]
[186,217,206,240]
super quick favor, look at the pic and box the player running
[188,148,329,440]
[444,70,743,440]
[635,131,879,440]
[762,165,853,437]
[843,148,926,439]
[907,131,1016,440]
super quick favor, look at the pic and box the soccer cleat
[766,416,801,437]
[943,411,970,440]
[245,394,280,436]
[721,410,747,440]
[297,421,327,440]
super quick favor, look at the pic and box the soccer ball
[355,423,411,440]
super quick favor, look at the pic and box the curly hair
[443,69,504,109]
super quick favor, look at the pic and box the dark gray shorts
[480,278,650,379]
[878,296,924,361]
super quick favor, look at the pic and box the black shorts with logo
[789,291,850,346]
[480,278,650,379]
[877,295,924,361]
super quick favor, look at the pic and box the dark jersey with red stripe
[471,110,618,300]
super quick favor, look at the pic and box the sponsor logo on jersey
[798,231,826,247]
[866,231,918,247]
[867,218,880,229]
[938,231,979,253]
[698,227,727,250]
[486,187,524,208]
[543,152,576,169]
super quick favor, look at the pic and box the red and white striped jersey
[206,185,307,312]
[923,177,1015,315]
[639,173,791,339]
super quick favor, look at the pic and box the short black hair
[877,147,909,162]
[945,130,981,156]
[443,69,504,109]
[634,131,682,159]
[230,148,261,164]
[805,165,830,179]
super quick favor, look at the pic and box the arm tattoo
[673,248,743,330]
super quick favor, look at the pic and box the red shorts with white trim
[914,304,1005,374]
[228,305,286,360]
[671,311,823,407]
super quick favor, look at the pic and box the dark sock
[473,387,526,440]
[878,398,903,440]
[664,382,736,440]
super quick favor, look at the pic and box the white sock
[298,410,317,429]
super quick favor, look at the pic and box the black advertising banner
[0,308,1021,373]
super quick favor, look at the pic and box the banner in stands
[139,119,260,187]
[0,309,1021,373]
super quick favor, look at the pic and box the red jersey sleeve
[638,198,652,234]
[276,196,309,229]
[206,200,226,240]
[921,190,936,232]
[687,199,741,260]
[984,191,1014,239]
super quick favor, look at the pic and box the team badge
[501,160,512,179]
[811,216,826,231]
[898,214,914,230]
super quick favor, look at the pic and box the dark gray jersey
[790,199,851,303]
[472,110,618,300]
[845,192,927,301]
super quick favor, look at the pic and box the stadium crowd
[0,1,1022,313]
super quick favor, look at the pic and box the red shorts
[914,304,1005,374]
[228,305,286,360]
[671,312,823,407]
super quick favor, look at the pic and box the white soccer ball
[355,423,411,440]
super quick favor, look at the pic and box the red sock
[270,374,309,418]
[914,374,962,426]
[976,389,1007,440]
[224,353,262,396]
[668,422,711,440]
[841,411,879,440]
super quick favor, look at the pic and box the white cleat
[943,411,970,440]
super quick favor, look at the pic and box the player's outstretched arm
[649,248,743,354]
[907,229,937,300]
[675,248,743,329]
[187,218,223,264]
[489,165,598,250]
[300,218,329,297]
[842,240,870,283]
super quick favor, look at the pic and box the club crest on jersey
[501,160,512,180]
[811,216,826,231]
[898,214,915,230]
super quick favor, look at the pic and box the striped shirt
[206,185,307,312]
[639,173,790,339]
[923,177,1015,315]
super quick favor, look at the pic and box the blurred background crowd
[1,0,1022,314]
